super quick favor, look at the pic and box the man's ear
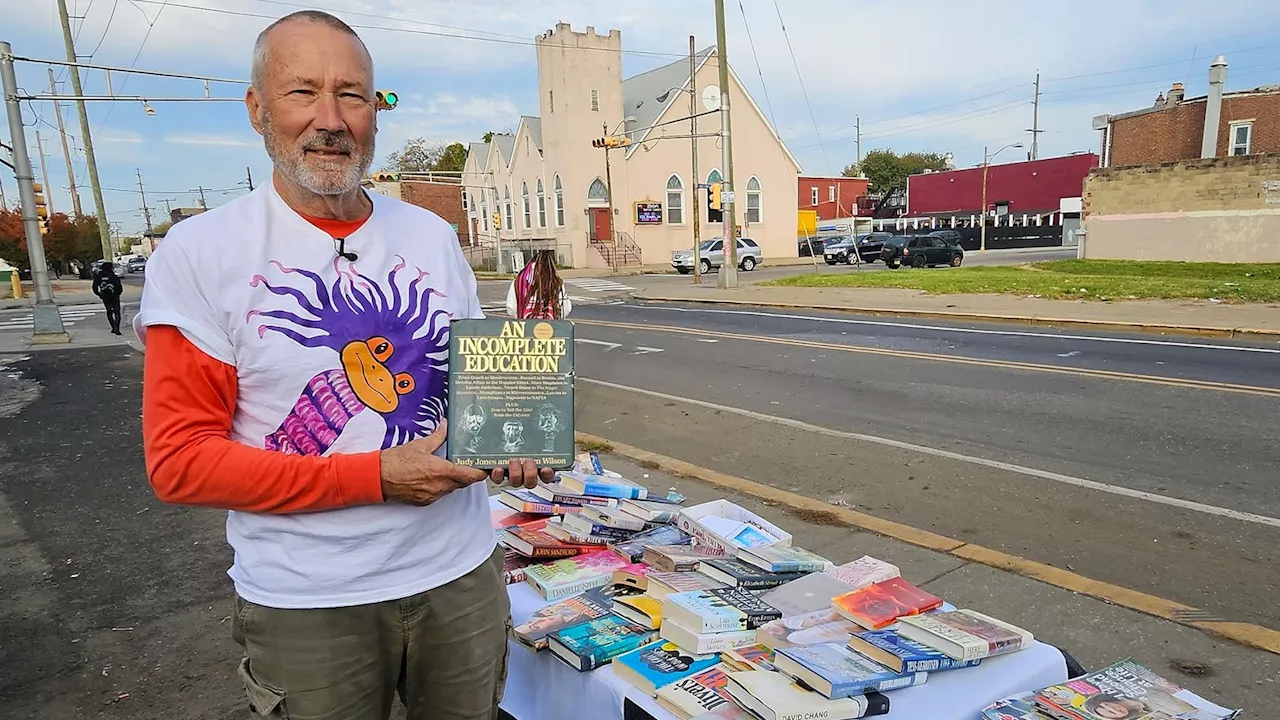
[245,87,265,136]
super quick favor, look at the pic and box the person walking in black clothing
[93,262,124,335]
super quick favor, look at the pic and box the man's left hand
[491,459,555,490]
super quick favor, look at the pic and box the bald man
[135,10,551,720]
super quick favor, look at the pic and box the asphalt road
[560,300,1280,629]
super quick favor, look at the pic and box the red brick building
[798,175,869,220]
[906,154,1098,216]
[366,178,469,244]
[1095,56,1280,167]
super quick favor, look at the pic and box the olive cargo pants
[231,546,512,720]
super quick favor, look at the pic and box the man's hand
[380,421,490,505]
[489,459,555,491]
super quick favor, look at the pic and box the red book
[830,577,943,629]
[491,508,544,530]
[502,525,595,559]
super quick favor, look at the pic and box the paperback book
[663,586,783,634]
[774,641,927,699]
[738,544,834,574]
[512,592,614,650]
[755,608,864,650]
[725,670,890,720]
[655,662,735,719]
[831,577,944,630]
[896,609,1033,662]
[644,545,725,573]
[825,556,901,589]
[697,557,808,590]
[447,318,574,469]
[610,525,693,563]
[846,629,983,674]
[523,551,630,600]
[546,614,658,671]
[612,640,721,696]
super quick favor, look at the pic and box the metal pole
[855,116,862,167]
[1031,72,1041,161]
[689,35,702,285]
[137,168,153,238]
[56,0,113,263]
[980,145,989,254]
[714,0,738,289]
[2,42,66,339]
[34,131,54,213]
[602,122,617,273]
[246,165,254,191]
[48,67,82,216]
[194,185,208,208]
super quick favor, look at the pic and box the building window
[554,174,565,226]
[829,186,836,202]
[504,185,513,231]
[591,89,599,112]
[481,199,488,228]
[810,186,818,207]
[521,181,531,229]
[1230,121,1253,156]
[536,178,547,228]
[588,177,609,204]
[666,174,684,224]
[469,195,476,217]
[746,176,762,224]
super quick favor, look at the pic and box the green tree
[384,139,467,173]
[845,150,949,195]
[482,131,496,143]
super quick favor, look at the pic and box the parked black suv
[882,233,964,269]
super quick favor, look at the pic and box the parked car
[127,257,147,273]
[797,236,831,257]
[853,232,894,262]
[821,237,854,264]
[881,234,964,269]
[672,237,763,274]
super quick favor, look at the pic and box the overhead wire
[94,0,168,132]
[736,0,779,132]
[769,0,829,173]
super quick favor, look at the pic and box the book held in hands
[447,318,575,469]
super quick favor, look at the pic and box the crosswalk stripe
[565,278,635,292]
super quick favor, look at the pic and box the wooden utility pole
[1030,72,1042,160]
[48,68,82,216]
[714,0,739,288]
[137,168,153,241]
[34,131,54,214]
[55,0,112,262]
[689,35,702,285]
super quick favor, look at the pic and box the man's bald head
[250,10,372,93]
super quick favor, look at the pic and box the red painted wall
[906,154,1099,216]
[798,176,869,220]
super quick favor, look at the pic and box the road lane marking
[626,304,1280,354]
[576,338,622,351]
[572,317,1280,398]
[576,376,1280,529]
[632,346,664,355]
[576,430,1280,653]
[566,278,636,292]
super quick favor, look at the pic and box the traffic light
[591,136,633,149]
[370,172,400,182]
[709,182,722,211]
[492,212,501,230]
[375,90,398,111]
[32,182,49,235]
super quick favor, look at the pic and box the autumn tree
[384,139,468,173]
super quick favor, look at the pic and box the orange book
[830,577,943,629]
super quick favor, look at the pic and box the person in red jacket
[134,11,549,720]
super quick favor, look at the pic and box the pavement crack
[918,558,973,588]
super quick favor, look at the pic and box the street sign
[721,191,735,203]
[450,223,459,232]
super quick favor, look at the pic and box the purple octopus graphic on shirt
[247,255,451,455]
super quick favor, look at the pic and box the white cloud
[164,132,260,148]
[97,130,146,144]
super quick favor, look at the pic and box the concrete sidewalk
[632,282,1280,340]
[0,279,143,309]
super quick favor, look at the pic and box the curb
[575,431,1280,656]
[630,293,1280,342]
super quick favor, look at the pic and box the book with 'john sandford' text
[447,318,574,469]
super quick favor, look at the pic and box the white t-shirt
[134,183,494,609]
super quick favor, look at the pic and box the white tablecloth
[498,574,1067,720]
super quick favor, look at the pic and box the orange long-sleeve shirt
[141,212,385,514]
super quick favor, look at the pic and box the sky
[6,0,1280,235]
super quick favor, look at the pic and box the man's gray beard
[262,116,374,196]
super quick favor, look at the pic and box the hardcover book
[498,488,584,516]
[612,640,721,696]
[846,629,982,674]
[759,572,859,617]
[523,551,630,600]
[655,662,735,719]
[697,558,807,590]
[558,470,648,499]
[619,498,682,523]
[663,586,783,634]
[446,318,574,469]
[721,644,777,672]
[1032,658,1239,720]
[502,550,536,585]
[561,512,641,540]
[755,608,863,650]
[774,642,926,699]
[530,482,619,507]
[647,571,728,601]
[610,525,693,563]
[644,545,724,573]
[546,615,658,671]
[659,618,758,655]
[831,577,944,630]
[725,670,890,720]
[580,504,648,531]
[500,525,589,559]
[896,609,1033,661]
[738,544,833,574]
[512,592,614,650]
[825,556,901,589]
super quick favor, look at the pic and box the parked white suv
[672,237,763,274]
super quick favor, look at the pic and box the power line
[86,0,121,59]
[736,0,778,131]
[94,0,167,132]
[127,0,689,60]
[1042,39,1280,83]
[246,0,533,43]
[769,0,829,173]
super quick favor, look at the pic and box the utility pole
[0,179,6,210]
[56,0,112,263]
[855,116,862,168]
[161,198,172,217]
[245,165,254,191]
[689,34,702,285]
[136,169,153,239]
[2,41,67,340]
[1029,71,1042,161]
[980,145,989,254]
[193,185,209,208]
[714,0,739,289]
[601,122,617,273]
[48,67,82,216]
[34,132,54,214]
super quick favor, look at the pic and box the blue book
[558,471,649,500]
[774,642,927,700]
[664,587,782,634]
[847,629,982,674]
[611,640,721,695]
[546,615,657,671]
